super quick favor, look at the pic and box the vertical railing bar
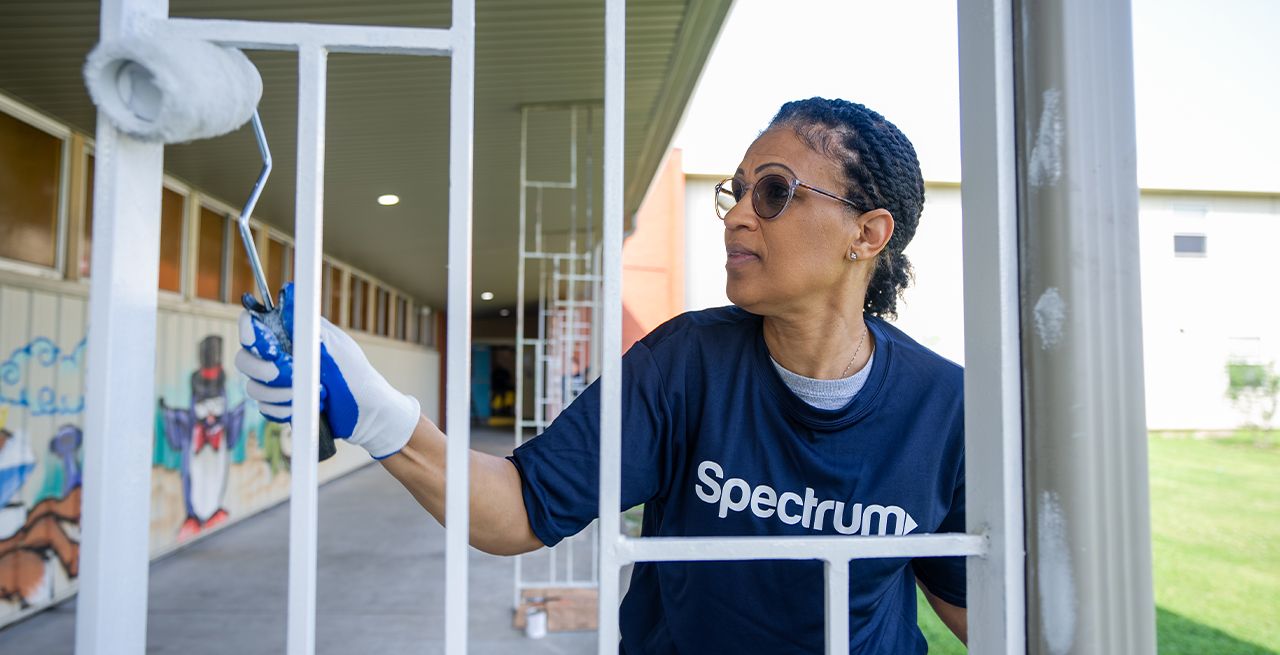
[444,0,475,652]
[536,263,546,427]
[823,558,850,655]
[76,4,167,653]
[513,105,528,611]
[286,43,327,655]
[597,0,625,652]
[957,0,1026,652]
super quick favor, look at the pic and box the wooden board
[513,587,598,633]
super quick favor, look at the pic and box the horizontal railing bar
[522,252,591,260]
[514,581,601,590]
[618,533,986,564]
[526,181,576,189]
[157,18,453,55]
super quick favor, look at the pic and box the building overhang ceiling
[0,0,732,311]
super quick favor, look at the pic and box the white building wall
[683,178,1280,432]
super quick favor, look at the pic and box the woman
[235,97,967,654]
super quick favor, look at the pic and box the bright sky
[674,0,1280,193]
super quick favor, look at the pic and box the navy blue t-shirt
[509,307,966,654]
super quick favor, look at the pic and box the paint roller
[84,36,338,461]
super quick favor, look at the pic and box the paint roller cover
[84,37,262,144]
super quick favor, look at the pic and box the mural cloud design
[0,337,87,417]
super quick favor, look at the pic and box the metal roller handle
[235,112,336,461]
[237,110,276,311]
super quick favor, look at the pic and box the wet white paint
[1033,287,1066,350]
[1029,88,1063,188]
[1038,491,1076,655]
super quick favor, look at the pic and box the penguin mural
[159,335,245,541]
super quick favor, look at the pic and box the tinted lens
[714,180,737,219]
[752,174,793,219]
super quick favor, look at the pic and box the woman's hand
[233,282,541,556]
[234,282,420,459]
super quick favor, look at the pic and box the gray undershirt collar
[770,350,875,411]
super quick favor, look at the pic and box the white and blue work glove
[234,282,420,459]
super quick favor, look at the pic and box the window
[396,297,409,340]
[376,287,390,336]
[349,275,368,331]
[1174,233,1206,257]
[417,308,436,348]
[321,262,335,321]
[229,224,260,304]
[82,160,184,291]
[0,110,63,268]
[267,236,291,294]
[157,188,185,292]
[82,154,94,277]
[197,206,228,301]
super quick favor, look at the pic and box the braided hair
[767,97,925,319]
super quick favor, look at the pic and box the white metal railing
[77,2,473,654]
[80,0,1024,653]
[590,1,1023,655]
[513,103,604,608]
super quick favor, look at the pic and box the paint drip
[1037,490,1076,655]
[1033,288,1066,350]
[1029,89,1063,188]
[257,306,292,355]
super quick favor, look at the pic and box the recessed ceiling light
[377,194,400,206]
[499,308,511,317]
[480,291,494,301]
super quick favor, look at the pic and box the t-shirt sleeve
[508,342,675,548]
[912,455,967,608]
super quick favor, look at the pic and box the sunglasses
[714,173,864,221]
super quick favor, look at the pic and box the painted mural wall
[0,277,440,627]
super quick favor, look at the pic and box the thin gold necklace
[840,326,870,378]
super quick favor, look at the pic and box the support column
[75,1,168,652]
[1015,1,1156,653]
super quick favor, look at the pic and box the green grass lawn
[917,432,1280,653]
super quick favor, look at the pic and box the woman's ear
[850,209,895,259]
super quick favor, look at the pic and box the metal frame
[76,1,473,653]
[590,1,1022,654]
[513,103,603,608]
[76,0,1151,651]
[957,0,1028,651]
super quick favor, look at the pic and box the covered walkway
[0,428,594,654]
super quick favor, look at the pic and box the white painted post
[823,558,850,655]
[445,0,476,652]
[75,0,168,652]
[78,9,472,654]
[286,43,328,655]
[513,106,529,611]
[1016,0,1154,652]
[597,0,625,652]
[957,0,1026,652]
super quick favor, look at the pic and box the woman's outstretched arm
[380,415,543,556]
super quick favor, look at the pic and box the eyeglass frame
[714,173,867,221]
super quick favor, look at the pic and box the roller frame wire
[236,110,276,310]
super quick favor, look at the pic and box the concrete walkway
[0,428,597,654]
